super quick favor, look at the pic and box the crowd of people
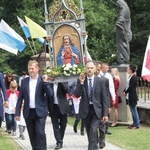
[0,60,140,150]
[0,71,28,140]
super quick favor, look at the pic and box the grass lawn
[68,116,150,150]
[0,128,23,150]
[106,125,150,150]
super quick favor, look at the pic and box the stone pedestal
[110,64,132,124]
[31,52,50,75]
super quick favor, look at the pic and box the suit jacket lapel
[26,77,30,102]
[35,76,40,95]
[93,76,97,93]
[84,76,89,99]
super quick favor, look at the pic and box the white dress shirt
[54,83,59,104]
[29,76,38,108]
[100,71,116,100]
[125,75,132,99]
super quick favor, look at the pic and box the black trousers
[25,109,47,150]
[84,105,101,150]
[0,117,2,128]
[99,121,106,144]
[99,112,109,144]
[51,104,67,144]
[74,114,84,132]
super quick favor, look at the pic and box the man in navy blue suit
[0,72,8,128]
[15,60,53,150]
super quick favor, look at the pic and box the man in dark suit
[74,60,108,150]
[47,82,70,150]
[100,63,116,136]
[95,62,110,149]
[15,60,53,150]
[0,72,8,128]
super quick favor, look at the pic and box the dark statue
[116,0,132,64]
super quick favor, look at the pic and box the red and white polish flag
[84,50,92,63]
[141,36,150,82]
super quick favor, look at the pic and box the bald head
[101,63,109,73]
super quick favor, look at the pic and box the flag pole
[84,37,88,61]
[31,38,37,54]
[26,38,34,55]
[80,0,87,65]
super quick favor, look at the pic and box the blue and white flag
[0,19,26,55]
[17,16,45,44]
[17,16,31,38]
[37,37,45,44]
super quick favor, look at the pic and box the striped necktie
[89,78,93,102]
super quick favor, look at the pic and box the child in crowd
[17,101,26,140]
[4,81,19,135]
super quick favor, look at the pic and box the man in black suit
[0,72,8,128]
[47,82,70,150]
[95,62,110,149]
[15,60,53,150]
[100,63,116,135]
[74,60,108,150]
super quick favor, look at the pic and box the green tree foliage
[129,0,150,72]
[82,0,116,63]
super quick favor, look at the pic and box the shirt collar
[87,75,95,80]
[30,75,39,80]
[100,71,106,76]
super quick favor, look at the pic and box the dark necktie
[89,78,93,102]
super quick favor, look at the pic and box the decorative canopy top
[48,0,81,23]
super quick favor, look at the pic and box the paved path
[2,118,124,150]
